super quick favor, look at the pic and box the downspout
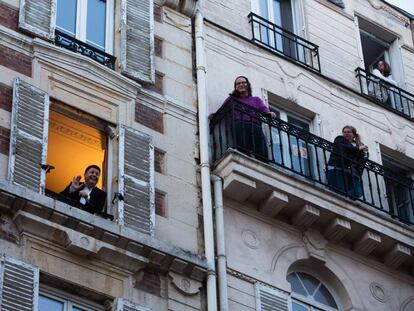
[195,9,218,311]
[212,174,228,311]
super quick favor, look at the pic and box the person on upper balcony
[221,76,276,161]
[369,60,398,106]
[327,126,369,200]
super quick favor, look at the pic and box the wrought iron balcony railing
[248,12,321,73]
[210,99,414,225]
[55,29,116,69]
[355,67,414,119]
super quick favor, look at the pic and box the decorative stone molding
[227,267,257,284]
[292,204,320,228]
[324,217,351,242]
[259,190,289,217]
[242,229,260,250]
[353,230,381,256]
[369,282,389,303]
[400,297,414,311]
[383,243,411,269]
[367,0,410,27]
[303,229,328,262]
[169,272,201,295]
[160,0,197,17]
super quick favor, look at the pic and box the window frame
[287,272,341,311]
[39,285,106,311]
[56,0,114,54]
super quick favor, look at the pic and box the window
[56,0,114,53]
[39,290,105,311]
[381,154,414,223]
[45,103,110,215]
[269,104,315,178]
[287,272,339,311]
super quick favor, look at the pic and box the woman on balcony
[327,126,368,199]
[370,60,398,106]
[222,76,276,161]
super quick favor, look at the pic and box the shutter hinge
[41,164,55,174]
[112,192,124,204]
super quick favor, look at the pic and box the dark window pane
[298,272,319,296]
[315,284,338,308]
[56,0,77,36]
[39,295,64,311]
[287,273,308,296]
[86,0,106,49]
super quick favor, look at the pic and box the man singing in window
[60,165,106,214]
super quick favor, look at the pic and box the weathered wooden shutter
[0,256,39,311]
[113,298,152,311]
[19,0,56,40]
[255,284,289,311]
[8,78,49,193]
[120,0,155,84]
[118,126,155,235]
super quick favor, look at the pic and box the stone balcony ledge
[0,181,206,280]
[213,150,414,272]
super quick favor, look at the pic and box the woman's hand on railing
[359,145,368,152]
[268,111,277,119]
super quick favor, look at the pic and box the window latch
[41,164,55,174]
[112,192,124,204]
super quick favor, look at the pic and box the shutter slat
[0,256,39,311]
[256,284,289,311]
[8,79,49,193]
[120,0,154,83]
[119,126,154,235]
[19,0,55,40]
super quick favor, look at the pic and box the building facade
[0,0,207,310]
[205,0,414,310]
[1,0,414,311]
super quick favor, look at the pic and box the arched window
[287,272,339,311]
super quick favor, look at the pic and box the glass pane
[315,284,338,308]
[287,273,307,296]
[86,0,106,49]
[39,295,64,311]
[292,301,309,311]
[298,272,319,296]
[73,307,87,311]
[56,0,77,36]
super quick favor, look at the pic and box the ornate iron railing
[248,12,321,73]
[210,99,414,225]
[355,67,414,119]
[55,29,116,69]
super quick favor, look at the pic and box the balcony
[55,30,116,69]
[355,67,414,120]
[210,99,414,270]
[248,12,321,73]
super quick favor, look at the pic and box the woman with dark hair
[370,60,398,105]
[327,126,368,199]
[221,76,275,161]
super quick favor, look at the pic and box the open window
[8,79,155,234]
[45,102,110,215]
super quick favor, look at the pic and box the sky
[385,0,414,15]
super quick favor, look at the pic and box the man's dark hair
[84,165,101,174]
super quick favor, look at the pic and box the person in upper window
[220,76,276,161]
[369,60,398,105]
[327,126,368,199]
[60,165,106,214]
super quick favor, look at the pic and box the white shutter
[8,79,49,194]
[118,126,155,235]
[19,0,56,40]
[255,283,290,311]
[0,255,39,311]
[120,0,155,84]
[113,298,152,311]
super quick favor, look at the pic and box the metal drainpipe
[195,9,218,311]
[212,174,228,311]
